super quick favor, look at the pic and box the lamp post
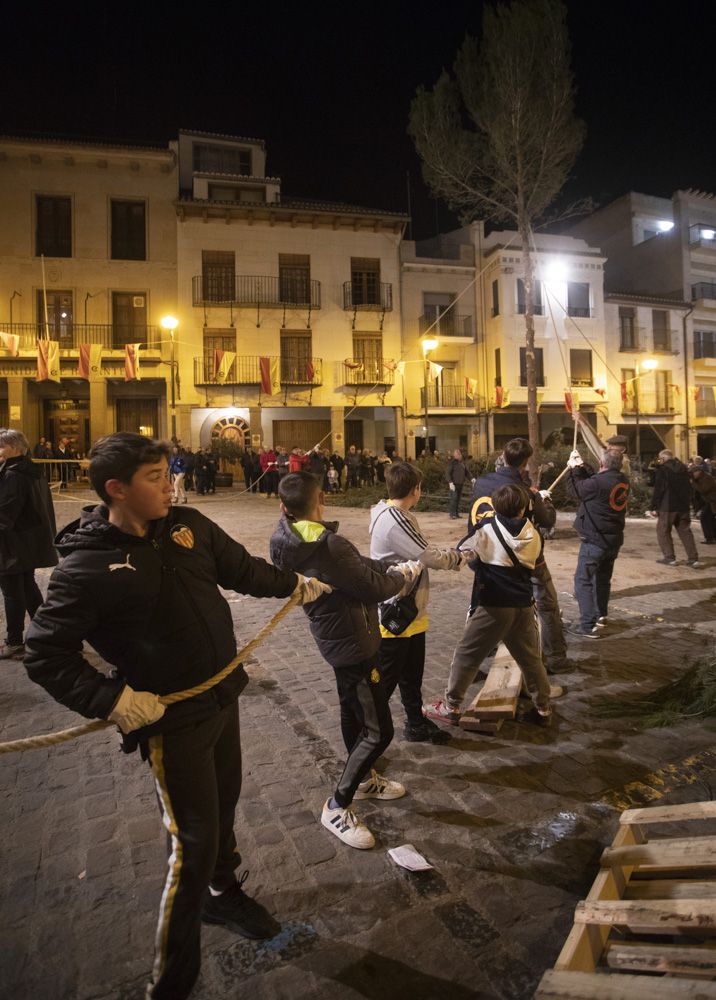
[634,356,658,468]
[161,315,179,441]
[421,336,439,457]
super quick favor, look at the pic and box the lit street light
[160,315,179,441]
[421,335,439,457]
[634,356,658,467]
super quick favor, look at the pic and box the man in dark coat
[446,448,469,519]
[691,464,716,544]
[650,449,700,567]
[567,448,630,637]
[0,428,57,658]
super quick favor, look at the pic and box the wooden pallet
[535,800,716,998]
[458,647,522,733]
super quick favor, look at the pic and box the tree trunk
[519,217,540,484]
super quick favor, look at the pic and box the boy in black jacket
[24,433,329,1000]
[270,471,420,850]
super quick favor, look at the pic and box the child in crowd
[326,463,339,492]
[369,462,465,743]
[425,483,562,726]
[270,471,420,849]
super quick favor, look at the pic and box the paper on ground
[388,844,434,871]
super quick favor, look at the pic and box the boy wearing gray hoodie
[369,462,465,743]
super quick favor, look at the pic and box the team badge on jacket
[170,525,195,549]
[370,668,381,684]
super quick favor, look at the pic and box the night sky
[5,1,716,238]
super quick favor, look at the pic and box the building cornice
[175,196,407,231]
[605,290,691,309]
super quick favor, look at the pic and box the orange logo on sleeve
[609,483,630,511]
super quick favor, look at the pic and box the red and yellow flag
[78,344,103,380]
[37,340,60,383]
[124,343,141,382]
[0,332,19,356]
[259,356,280,395]
[214,349,236,385]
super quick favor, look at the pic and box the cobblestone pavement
[2,488,716,999]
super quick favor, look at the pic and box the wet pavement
[1,488,716,999]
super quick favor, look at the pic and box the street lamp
[634,356,658,467]
[421,336,439,457]
[161,315,179,441]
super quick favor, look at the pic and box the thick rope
[0,591,301,755]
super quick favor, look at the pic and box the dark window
[279,254,311,305]
[280,331,312,382]
[116,398,158,437]
[516,278,543,315]
[570,348,593,386]
[567,282,590,317]
[202,250,236,303]
[694,330,716,359]
[36,195,72,257]
[111,200,146,260]
[37,290,73,345]
[193,143,251,176]
[203,330,235,381]
[112,292,147,348]
[494,348,502,387]
[652,309,670,351]
[351,258,380,305]
[619,306,637,350]
[519,347,545,386]
[353,334,383,379]
[491,279,499,317]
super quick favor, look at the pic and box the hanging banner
[536,391,544,411]
[692,386,702,402]
[0,332,20,356]
[564,391,579,414]
[37,340,60,383]
[305,360,315,382]
[620,381,627,403]
[465,377,478,398]
[667,382,681,396]
[259,356,281,395]
[124,343,141,382]
[214,349,236,385]
[78,344,103,380]
[428,361,443,380]
[594,387,606,398]
[395,360,406,377]
[494,387,510,408]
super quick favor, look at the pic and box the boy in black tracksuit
[23,433,327,1000]
[270,471,420,850]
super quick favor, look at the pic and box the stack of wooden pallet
[458,647,522,734]
[535,799,716,998]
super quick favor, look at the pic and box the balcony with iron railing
[342,282,393,311]
[689,225,716,249]
[194,355,323,387]
[419,385,481,409]
[621,391,679,415]
[695,397,716,420]
[692,281,716,302]
[418,313,474,338]
[192,275,321,309]
[0,322,160,350]
[339,358,395,386]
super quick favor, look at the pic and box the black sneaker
[404,718,451,744]
[201,872,281,940]
[656,558,678,566]
[565,622,600,639]
[545,660,576,674]
[0,643,24,660]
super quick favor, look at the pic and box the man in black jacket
[446,448,469,519]
[467,438,569,673]
[567,448,630,637]
[24,432,329,1000]
[270,471,419,851]
[0,428,57,658]
[650,449,700,568]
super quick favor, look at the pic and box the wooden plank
[554,824,641,973]
[602,837,716,871]
[536,969,716,999]
[459,661,522,726]
[605,940,716,976]
[620,801,716,826]
[457,717,503,734]
[625,879,716,900]
[574,898,716,930]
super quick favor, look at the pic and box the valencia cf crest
[170,524,195,549]
[370,668,381,684]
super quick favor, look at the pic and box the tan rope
[0,591,301,755]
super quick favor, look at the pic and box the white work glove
[538,489,552,500]
[108,685,166,734]
[567,449,583,468]
[458,549,475,567]
[295,575,333,605]
[388,559,422,584]
[449,483,456,492]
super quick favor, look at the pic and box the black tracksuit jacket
[24,505,297,744]
[569,467,630,551]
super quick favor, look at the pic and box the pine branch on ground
[597,657,716,728]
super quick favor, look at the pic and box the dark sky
[4,1,716,238]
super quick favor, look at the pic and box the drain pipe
[681,303,694,460]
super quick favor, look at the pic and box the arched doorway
[210,415,250,473]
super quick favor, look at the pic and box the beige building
[568,189,716,458]
[0,135,177,451]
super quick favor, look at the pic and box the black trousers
[700,505,716,543]
[332,661,394,808]
[0,570,43,646]
[378,632,426,727]
[147,701,242,1000]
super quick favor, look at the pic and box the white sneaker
[596,616,608,627]
[549,684,564,699]
[354,769,406,801]
[321,801,375,849]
